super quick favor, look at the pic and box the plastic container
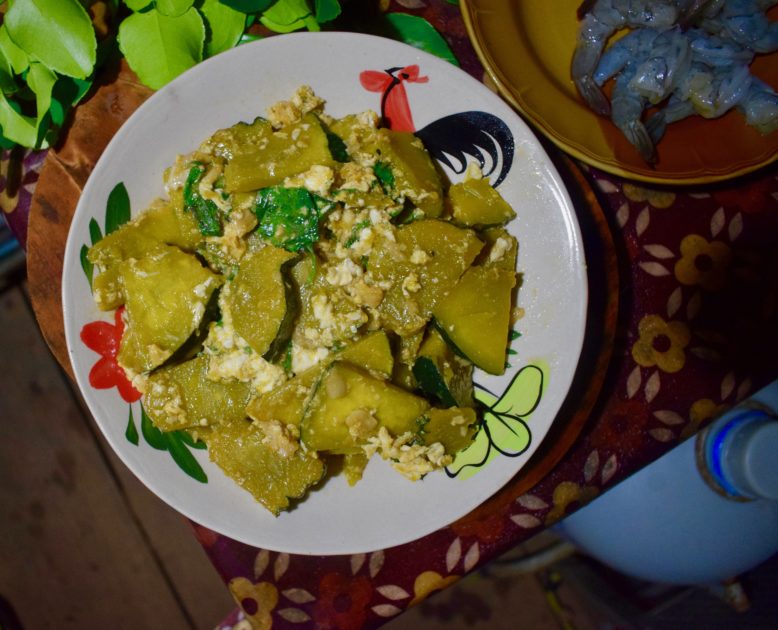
[554,381,778,585]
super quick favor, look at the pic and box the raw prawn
[646,57,777,140]
[738,78,778,133]
[572,0,683,114]
[645,62,752,138]
[699,0,778,53]
[610,59,660,162]
[594,26,692,161]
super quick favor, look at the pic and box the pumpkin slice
[432,266,516,375]
[448,178,516,227]
[226,245,298,360]
[144,354,251,431]
[205,419,325,516]
[420,407,479,454]
[117,244,222,373]
[301,362,429,454]
[224,113,335,192]
[370,219,483,335]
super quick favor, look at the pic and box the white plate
[62,32,587,554]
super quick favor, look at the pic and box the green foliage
[200,0,247,57]
[5,0,97,79]
[118,8,205,90]
[384,13,459,67]
[0,0,343,150]
[260,0,319,32]
[0,2,453,150]
[156,0,195,17]
[219,0,276,12]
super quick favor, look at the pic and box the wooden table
[7,2,778,628]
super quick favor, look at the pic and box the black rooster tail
[414,111,514,187]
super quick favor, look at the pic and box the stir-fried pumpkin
[86,86,521,515]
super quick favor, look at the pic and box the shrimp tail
[575,74,612,115]
[645,111,668,144]
[619,119,658,164]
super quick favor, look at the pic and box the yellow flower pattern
[631,315,691,374]
[409,571,459,607]
[681,398,727,439]
[229,578,279,630]
[545,481,599,524]
[674,234,732,291]
[623,183,676,208]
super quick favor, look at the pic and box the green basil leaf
[156,0,195,16]
[218,0,276,12]
[118,7,205,90]
[373,160,395,191]
[141,404,167,450]
[252,186,322,252]
[105,182,131,234]
[200,0,246,57]
[326,131,348,162]
[184,164,223,235]
[384,13,459,67]
[0,26,29,76]
[314,0,340,23]
[164,432,208,482]
[80,244,94,288]
[126,406,140,445]
[5,0,97,79]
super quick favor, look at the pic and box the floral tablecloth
[5,1,778,629]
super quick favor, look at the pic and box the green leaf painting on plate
[141,404,167,450]
[126,406,140,445]
[447,362,547,480]
[139,403,207,482]
[165,431,208,483]
[105,182,131,236]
